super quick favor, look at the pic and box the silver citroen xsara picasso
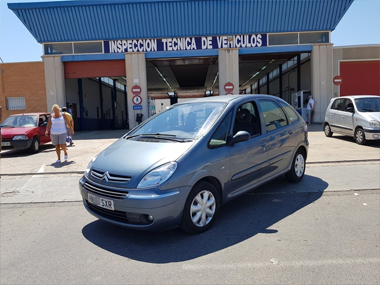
[79,95,309,234]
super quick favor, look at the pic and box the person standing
[307,95,315,124]
[61,107,75,146]
[45,104,72,163]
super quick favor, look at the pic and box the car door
[328,98,344,133]
[38,114,50,143]
[224,101,269,199]
[258,99,294,178]
[337,99,355,135]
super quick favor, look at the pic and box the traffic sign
[224,82,234,94]
[133,105,142,110]
[333,75,343,86]
[132,95,142,105]
[131,85,142,95]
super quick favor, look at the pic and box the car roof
[8,113,50,116]
[333,95,380,100]
[175,94,283,104]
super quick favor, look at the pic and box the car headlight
[84,155,98,178]
[369,120,380,128]
[13,135,28,140]
[137,162,177,189]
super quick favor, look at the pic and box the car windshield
[127,102,226,140]
[0,115,38,128]
[354,97,380,112]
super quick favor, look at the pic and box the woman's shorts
[50,133,67,145]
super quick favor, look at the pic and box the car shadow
[82,174,328,263]
[330,135,380,148]
[0,144,56,158]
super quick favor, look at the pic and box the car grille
[91,169,131,183]
[83,181,128,199]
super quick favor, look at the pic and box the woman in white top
[45,104,73,163]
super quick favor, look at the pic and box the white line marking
[183,258,380,270]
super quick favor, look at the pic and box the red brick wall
[0,62,46,123]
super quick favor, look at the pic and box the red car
[1,113,51,153]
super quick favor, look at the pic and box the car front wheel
[180,181,219,234]
[324,123,333,137]
[354,128,367,145]
[285,148,306,183]
[29,137,40,153]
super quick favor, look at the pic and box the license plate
[2,142,10,146]
[88,193,114,211]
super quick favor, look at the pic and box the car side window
[209,111,232,148]
[331,99,344,110]
[259,100,288,133]
[343,99,354,112]
[233,102,261,136]
[279,101,299,124]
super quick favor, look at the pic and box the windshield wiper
[125,133,176,139]
[0,125,15,128]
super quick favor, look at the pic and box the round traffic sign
[224,82,234,94]
[131,85,142,95]
[333,75,343,86]
[132,95,142,105]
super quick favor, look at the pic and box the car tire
[29,137,40,153]
[354,128,367,145]
[180,181,219,234]
[324,123,333,137]
[285,148,306,183]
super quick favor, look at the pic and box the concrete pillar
[43,56,66,111]
[311,44,333,123]
[125,52,148,129]
[218,48,239,95]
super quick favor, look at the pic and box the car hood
[91,137,194,178]
[361,112,380,121]
[0,127,35,139]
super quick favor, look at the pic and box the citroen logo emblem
[101,171,111,182]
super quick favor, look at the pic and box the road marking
[37,164,45,173]
[183,258,380,270]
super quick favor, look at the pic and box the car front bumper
[1,139,33,150]
[364,129,380,140]
[79,176,191,231]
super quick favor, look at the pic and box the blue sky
[0,0,379,63]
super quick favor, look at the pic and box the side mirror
[231,131,250,145]
[346,107,355,113]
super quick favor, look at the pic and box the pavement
[0,123,379,204]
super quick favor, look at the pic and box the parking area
[1,124,379,176]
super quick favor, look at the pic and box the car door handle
[288,130,293,135]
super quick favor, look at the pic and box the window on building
[268,33,298,46]
[44,43,73,55]
[300,32,329,44]
[6,97,26,110]
[74,42,103,54]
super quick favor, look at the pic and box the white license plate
[88,193,114,211]
[2,142,10,146]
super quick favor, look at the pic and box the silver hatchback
[79,95,309,233]
[323,95,380,144]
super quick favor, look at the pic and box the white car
[323,95,380,144]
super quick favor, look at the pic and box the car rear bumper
[79,176,191,231]
[1,139,33,150]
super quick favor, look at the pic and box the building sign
[104,34,267,53]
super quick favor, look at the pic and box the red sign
[224,82,234,94]
[131,85,142,95]
[132,95,142,105]
[333,75,343,86]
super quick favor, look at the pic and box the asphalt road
[0,124,379,284]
